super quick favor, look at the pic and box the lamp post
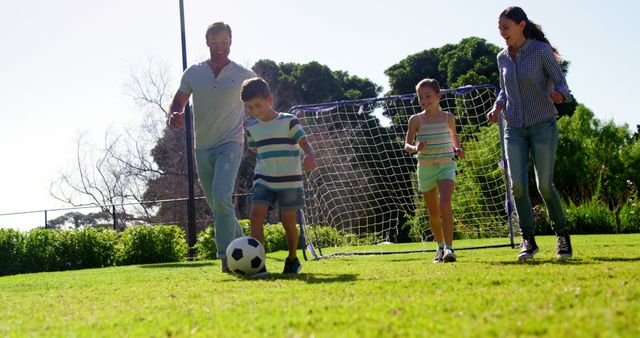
[178,0,197,258]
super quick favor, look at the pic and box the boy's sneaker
[249,266,269,279]
[433,248,444,263]
[556,231,573,259]
[443,248,457,263]
[283,257,302,274]
[518,235,539,261]
[221,257,231,274]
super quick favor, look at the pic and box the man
[168,22,255,273]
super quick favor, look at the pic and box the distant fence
[0,192,254,232]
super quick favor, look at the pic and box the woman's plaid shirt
[495,39,572,128]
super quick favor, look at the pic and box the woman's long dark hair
[500,6,561,60]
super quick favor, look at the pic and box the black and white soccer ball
[225,236,266,277]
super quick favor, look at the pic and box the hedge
[0,225,186,277]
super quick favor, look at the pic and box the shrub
[54,228,118,270]
[194,225,217,260]
[154,225,189,262]
[55,230,83,270]
[262,223,287,252]
[117,225,188,265]
[0,229,25,276]
[22,229,61,273]
[310,225,349,248]
[196,220,288,257]
[566,199,615,234]
[1,226,188,276]
[196,220,354,256]
[74,228,118,268]
[618,200,640,233]
[533,204,553,235]
[239,219,251,234]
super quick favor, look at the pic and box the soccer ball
[225,236,266,277]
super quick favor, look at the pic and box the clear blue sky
[1,0,638,230]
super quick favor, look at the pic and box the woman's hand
[549,91,564,104]
[487,106,502,123]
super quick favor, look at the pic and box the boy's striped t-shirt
[246,113,306,191]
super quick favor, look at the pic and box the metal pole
[499,115,517,248]
[179,0,198,258]
[112,204,117,230]
[44,210,48,229]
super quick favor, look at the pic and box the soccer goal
[290,84,518,259]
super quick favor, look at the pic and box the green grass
[1,234,639,337]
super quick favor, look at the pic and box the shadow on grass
[139,262,213,269]
[222,272,358,284]
[490,258,593,266]
[387,256,430,263]
[281,272,358,284]
[592,257,640,262]
[491,256,640,265]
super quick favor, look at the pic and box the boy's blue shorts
[252,185,304,211]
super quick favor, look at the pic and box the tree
[385,49,445,96]
[385,37,576,118]
[50,60,189,229]
[47,210,129,229]
[143,59,383,227]
[253,59,382,111]
[125,61,212,232]
[49,132,148,229]
[247,60,383,224]
[555,104,639,212]
[385,37,500,95]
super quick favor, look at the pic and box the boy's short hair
[241,77,271,102]
[205,22,232,39]
[415,78,441,94]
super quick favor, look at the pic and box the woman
[487,6,573,261]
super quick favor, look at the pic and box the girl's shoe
[433,248,444,263]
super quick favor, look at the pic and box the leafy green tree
[250,59,383,225]
[385,37,576,118]
[253,59,382,111]
[555,104,639,223]
[385,37,500,94]
[48,211,115,229]
[385,49,446,95]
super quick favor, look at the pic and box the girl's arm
[448,112,464,159]
[404,115,422,154]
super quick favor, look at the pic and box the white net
[290,85,517,256]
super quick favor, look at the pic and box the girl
[405,78,464,263]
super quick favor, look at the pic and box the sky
[1,0,638,230]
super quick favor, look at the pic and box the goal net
[289,84,518,258]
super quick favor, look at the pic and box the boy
[241,77,316,275]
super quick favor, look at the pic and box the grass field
[1,234,639,337]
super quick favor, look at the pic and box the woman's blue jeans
[504,119,567,237]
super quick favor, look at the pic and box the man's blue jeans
[195,141,244,258]
[504,119,567,237]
